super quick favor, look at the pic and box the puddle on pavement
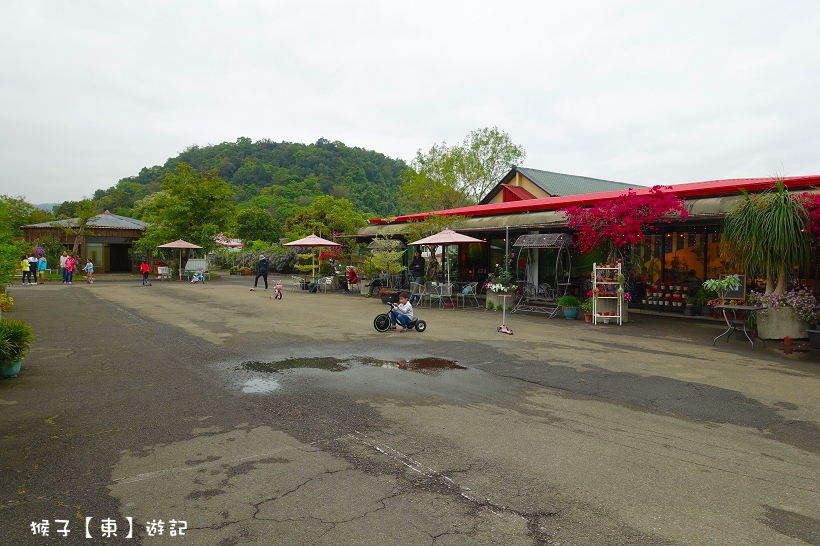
[765,344,813,361]
[241,378,281,393]
[238,356,465,376]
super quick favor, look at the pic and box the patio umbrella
[283,234,341,277]
[408,229,485,285]
[158,239,202,280]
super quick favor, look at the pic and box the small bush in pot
[558,295,581,320]
[0,319,34,378]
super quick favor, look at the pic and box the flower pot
[713,311,720,319]
[584,313,592,323]
[0,359,22,379]
[563,307,579,320]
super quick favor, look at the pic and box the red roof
[501,183,538,201]
[369,175,820,224]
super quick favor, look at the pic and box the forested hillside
[87,137,408,220]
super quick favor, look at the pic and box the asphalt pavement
[1,274,819,545]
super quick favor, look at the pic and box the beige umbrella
[408,229,484,285]
[158,239,202,280]
[283,234,341,277]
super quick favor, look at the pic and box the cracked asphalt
[1,275,820,545]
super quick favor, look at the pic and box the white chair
[456,282,479,308]
[320,276,334,293]
[291,275,303,292]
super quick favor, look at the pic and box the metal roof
[516,167,634,196]
[24,210,149,230]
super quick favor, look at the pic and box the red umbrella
[158,239,202,280]
[284,234,340,277]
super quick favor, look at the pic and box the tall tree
[402,127,526,211]
[136,163,236,254]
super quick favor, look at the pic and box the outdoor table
[713,304,762,349]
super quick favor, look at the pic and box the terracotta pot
[584,314,592,324]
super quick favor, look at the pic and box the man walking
[250,255,269,291]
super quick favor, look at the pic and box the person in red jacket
[140,260,151,286]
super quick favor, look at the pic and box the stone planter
[486,289,515,309]
[807,329,820,349]
[757,306,810,340]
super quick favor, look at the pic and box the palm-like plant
[722,180,810,294]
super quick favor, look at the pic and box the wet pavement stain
[240,357,351,373]
[238,356,466,376]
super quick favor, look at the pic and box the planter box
[757,306,810,340]
[486,289,515,309]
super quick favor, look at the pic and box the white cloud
[1,0,819,202]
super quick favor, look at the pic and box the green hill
[89,137,409,220]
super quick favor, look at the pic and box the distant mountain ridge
[89,137,409,219]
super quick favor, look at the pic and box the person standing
[140,260,151,286]
[409,249,426,303]
[250,255,269,291]
[60,251,68,284]
[37,254,47,284]
[83,258,94,284]
[28,254,38,285]
[65,254,76,284]
[20,255,31,285]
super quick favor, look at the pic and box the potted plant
[580,299,593,323]
[683,296,694,316]
[557,294,581,320]
[0,319,34,378]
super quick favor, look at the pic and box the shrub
[0,319,34,362]
[557,294,581,308]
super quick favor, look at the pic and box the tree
[137,163,236,255]
[0,199,30,285]
[235,207,282,243]
[1,195,51,230]
[402,127,526,211]
[284,195,365,240]
[561,186,688,261]
[54,199,97,255]
[723,180,810,294]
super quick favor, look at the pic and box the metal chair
[429,283,454,309]
[456,282,479,308]
[421,281,437,307]
[537,283,554,300]
[291,276,303,292]
[409,282,424,304]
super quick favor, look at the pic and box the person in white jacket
[388,292,414,332]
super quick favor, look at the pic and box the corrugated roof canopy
[513,233,574,248]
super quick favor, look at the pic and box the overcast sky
[2,1,819,204]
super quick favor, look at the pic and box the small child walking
[83,258,94,283]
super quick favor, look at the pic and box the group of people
[19,250,93,285]
[19,253,47,285]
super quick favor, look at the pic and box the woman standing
[65,254,76,284]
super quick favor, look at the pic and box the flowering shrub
[561,186,688,254]
[485,282,515,292]
[622,292,632,302]
[707,299,722,307]
[0,294,13,311]
[747,288,820,326]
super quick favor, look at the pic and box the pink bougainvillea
[561,186,688,254]
[799,193,820,248]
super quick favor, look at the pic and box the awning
[513,233,574,248]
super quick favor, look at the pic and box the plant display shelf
[592,262,623,325]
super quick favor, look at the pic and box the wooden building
[22,211,149,273]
